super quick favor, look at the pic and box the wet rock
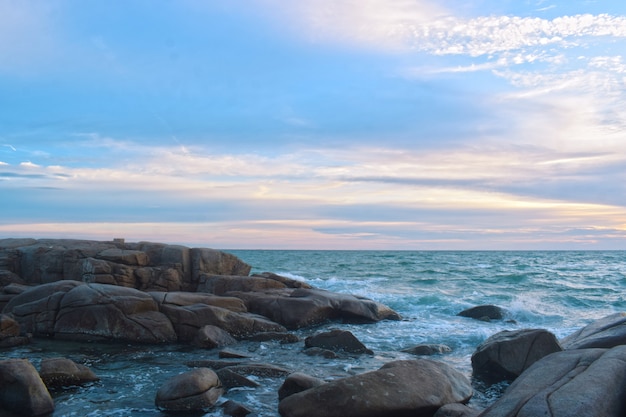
[403,343,452,356]
[192,325,237,349]
[305,329,373,354]
[278,372,325,401]
[215,368,260,389]
[279,359,472,417]
[39,357,99,388]
[560,312,626,349]
[458,305,506,321]
[155,368,223,412]
[221,363,291,378]
[434,403,481,417]
[0,358,55,416]
[479,346,626,417]
[472,329,562,383]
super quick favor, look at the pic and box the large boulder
[0,358,55,416]
[3,280,177,343]
[193,325,237,349]
[191,248,251,283]
[560,312,626,350]
[197,274,287,294]
[479,346,626,417]
[278,359,472,417]
[472,329,562,383]
[149,291,248,313]
[155,368,223,412]
[39,357,99,388]
[234,288,400,329]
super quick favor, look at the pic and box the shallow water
[4,251,625,416]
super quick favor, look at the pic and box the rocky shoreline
[1,238,625,416]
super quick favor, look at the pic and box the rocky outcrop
[560,312,626,349]
[0,358,55,416]
[4,280,177,343]
[39,357,99,389]
[472,329,562,383]
[155,368,223,412]
[479,346,626,417]
[0,238,251,292]
[304,329,373,354]
[278,359,472,417]
[458,305,506,321]
[234,287,400,329]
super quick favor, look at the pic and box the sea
[4,250,626,416]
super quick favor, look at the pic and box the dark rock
[155,368,223,412]
[0,358,55,416]
[193,325,237,349]
[186,359,245,369]
[434,403,481,417]
[458,305,506,321]
[278,359,472,417]
[222,400,254,417]
[215,368,260,389]
[479,346,626,417]
[472,329,562,383]
[39,357,99,388]
[246,331,300,344]
[278,372,325,401]
[560,312,626,349]
[403,344,452,356]
[305,329,373,354]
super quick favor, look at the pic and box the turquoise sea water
[5,251,626,416]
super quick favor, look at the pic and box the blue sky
[1,0,626,249]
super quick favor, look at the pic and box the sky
[1,0,626,250]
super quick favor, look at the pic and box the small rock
[0,314,20,339]
[304,329,373,354]
[278,372,325,401]
[246,331,300,344]
[402,344,452,356]
[303,347,339,359]
[155,368,223,412]
[39,357,99,388]
[458,305,506,321]
[219,349,251,359]
[434,403,481,417]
